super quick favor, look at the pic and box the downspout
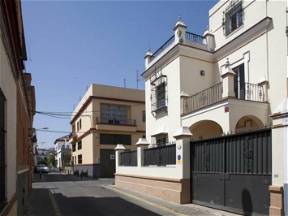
[284,1,288,216]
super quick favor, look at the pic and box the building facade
[54,135,71,169]
[115,0,288,215]
[71,84,145,177]
[0,0,36,216]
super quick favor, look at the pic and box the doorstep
[103,185,240,216]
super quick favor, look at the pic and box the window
[100,133,131,145]
[77,119,82,131]
[72,124,76,133]
[72,143,76,152]
[100,103,129,125]
[224,2,243,35]
[156,83,166,109]
[0,89,5,206]
[151,73,167,114]
[155,134,168,146]
[142,111,146,122]
[77,141,82,150]
[78,155,82,164]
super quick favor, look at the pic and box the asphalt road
[28,173,175,216]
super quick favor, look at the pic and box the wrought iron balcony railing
[182,82,267,116]
[151,35,175,61]
[96,118,136,126]
[235,82,266,102]
[150,32,206,62]
[182,82,223,115]
[185,32,206,44]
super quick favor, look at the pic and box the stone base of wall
[73,164,101,178]
[17,170,30,216]
[269,185,284,216]
[115,174,190,204]
[0,194,17,216]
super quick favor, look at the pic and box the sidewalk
[104,185,240,216]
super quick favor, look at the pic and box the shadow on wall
[28,188,161,216]
[242,189,253,216]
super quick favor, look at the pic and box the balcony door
[233,64,245,100]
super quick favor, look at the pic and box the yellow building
[70,84,145,177]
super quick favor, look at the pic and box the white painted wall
[145,57,181,143]
[140,0,288,187]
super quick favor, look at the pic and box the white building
[115,1,288,215]
[54,135,71,169]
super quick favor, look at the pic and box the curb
[102,185,187,216]
[48,190,62,216]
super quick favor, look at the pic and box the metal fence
[144,144,176,166]
[182,82,223,115]
[185,32,206,44]
[119,150,137,166]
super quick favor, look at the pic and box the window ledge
[225,24,244,38]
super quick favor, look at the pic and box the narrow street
[27,173,174,216]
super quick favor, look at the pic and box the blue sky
[21,0,217,148]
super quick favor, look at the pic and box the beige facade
[116,1,288,215]
[71,84,145,177]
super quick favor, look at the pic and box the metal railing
[182,82,223,115]
[151,35,175,61]
[185,32,206,44]
[144,144,176,166]
[96,118,136,126]
[235,82,266,102]
[119,150,137,166]
[151,98,168,113]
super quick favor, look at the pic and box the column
[136,138,150,167]
[114,144,126,171]
[173,126,192,203]
[221,58,236,99]
[174,17,187,44]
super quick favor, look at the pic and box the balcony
[150,32,207,63]
[96,118,136,126]
[182,81,267,116]
[145,19,211,70]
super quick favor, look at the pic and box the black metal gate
[191,129,271,215]
[100,149,115,178]
[0,89,6,210]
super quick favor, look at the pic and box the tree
[61,148,72,167]
[47,153,56,167]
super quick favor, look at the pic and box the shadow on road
[33,173,105,183]
[28,188,161,216]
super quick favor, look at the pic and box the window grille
[224,1,243,35]
[150,72,168,114]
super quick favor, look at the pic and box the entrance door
[233,64,245,100]
[191,129,271,215]
[0,90,5,208]
[100,149,115,178]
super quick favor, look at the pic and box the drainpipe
[285,2,288,216]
